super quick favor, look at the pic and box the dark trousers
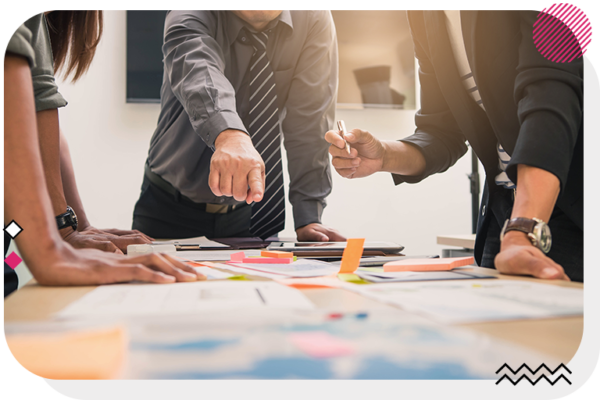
[4,232,18,297]
[132,176,253,239]
[480,188,583,282]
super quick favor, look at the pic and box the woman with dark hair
[39,11,156,254]
[4,12,204,297]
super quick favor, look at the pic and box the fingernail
[180,271,197,280]
[540,267,558,278]
[160,273,176,283]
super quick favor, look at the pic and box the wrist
[214,129,250,149]
[380,140,394,173]
[380,141,426,176]
[500,230,532,248]
[500,216,552,254]
[21,234,69,274]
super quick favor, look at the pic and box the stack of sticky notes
[383,256,475,272]
[230,250,296,264]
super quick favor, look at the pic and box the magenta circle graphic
[534,3,592,63]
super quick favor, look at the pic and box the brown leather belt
[144,163,242,214]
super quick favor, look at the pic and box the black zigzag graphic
[496,374,572,386]
[495,363,572,385]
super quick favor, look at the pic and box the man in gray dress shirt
[132,10,345,241]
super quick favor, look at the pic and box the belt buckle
[206,204,230,214]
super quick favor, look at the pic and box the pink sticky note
[289,331,355,358]
[230,252,246,262]
[242,257,293,264]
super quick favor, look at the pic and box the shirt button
[481,205,486,216]
[219,198,224,203]
[241,37,246,42]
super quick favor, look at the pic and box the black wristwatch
[56,206,78,231]
[500,217,552,254]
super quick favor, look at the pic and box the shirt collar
[228,11,293,44]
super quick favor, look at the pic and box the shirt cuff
[196,110,248,148]
[292,199,324,230]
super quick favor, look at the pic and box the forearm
[4,55,65,269]
[502,164,560,246]
[381,140,427,176]
[36,108,68,216]
[59,130,91,229]
[510,164,560,222]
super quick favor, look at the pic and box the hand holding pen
[324,121,387,179]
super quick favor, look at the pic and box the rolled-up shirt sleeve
[163,11,248,149]
[507,11,582,192]
[393,11,468,186]
[6,15,67,112]
[281,11,338,229]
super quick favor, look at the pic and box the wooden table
[4,267,583,363]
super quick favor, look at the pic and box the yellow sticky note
[6,326,126,379]
[338,238,365,274]
[337,273,370,284]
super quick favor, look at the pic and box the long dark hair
[45,11,103,82]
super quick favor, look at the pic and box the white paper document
[348,280,583,324]
[193,267,234,280]
[177,249,262,262]
[355,269,494,283]
[56,281,314,319]
[227,259,340,278]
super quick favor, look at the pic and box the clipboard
[266,241,404,256]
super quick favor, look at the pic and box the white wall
[56,11,481,257]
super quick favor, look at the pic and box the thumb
[346,129,371,144]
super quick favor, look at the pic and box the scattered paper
[176,249,262,262]
[56,281,314,318]
[276,276,352,289]
[192,267,234,280]
[227,259,339,278]
[346,280,583,324]
[355,270,495,283]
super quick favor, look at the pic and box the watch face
[67,206,78,230]
[536,222,552,254]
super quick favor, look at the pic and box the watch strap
[503,217,537,236]
[56,206,77,231]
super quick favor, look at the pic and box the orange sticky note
[383,256,475,272]
[338,238,365,274]
[261,250,294,258]
[6,327,126,379]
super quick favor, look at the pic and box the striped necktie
[243,29,285,239]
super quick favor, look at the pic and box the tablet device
[266,241,404,256]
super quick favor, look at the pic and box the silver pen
[336,120,352,155]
